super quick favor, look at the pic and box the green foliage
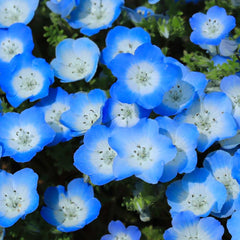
[181,50,211,72]
[43,13,79,47]
[122,182,165,222]
[142,225,164,240]
[43,24,67,47]
[181,50,240,81]
[206,55,240,80]
[204,0,234,13]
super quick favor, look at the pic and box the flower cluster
[1,0,240,239]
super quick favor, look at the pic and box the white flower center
[112,102,139,127]
[184,184,213,216]
[90,140,117,174]
[214,168,239,200]
[114,233,131,240]
[176,223,199,240]
[127,62,159,95]
[0,38,23,62]
[9,125,40,152]
[128,140,158,169]
[56,195,88,227]
[0,185,29,218]
[65,54,94,81]
[202,18,224,39]
[78,0,115,29]
[0,1,30,27]
[12,68,44,98]
[191,109,219,135]
[75,104,101,133]
[45,103,70,133]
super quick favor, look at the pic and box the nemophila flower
[227,210,240,240]
[46,0,76,18]
[156,117,198,182]
[153,79,195,116]
[51,38,99,83]
[60,89,107,137]
[74,125,117,185]
[67,0,124,36]
[101,26,151,66]
[211,55,230,66]
[102,98,151,128]
[122,6,165,24]
[220,75,240,127]
[134,6,154,19]
[0,53,54,108]
[0,168,39,228]
[101,220,141,240]
[0,0,39,28]
[0,23,34,65]
[35,87,72,146]
[163,211,224,240]
[0,107,55,162]
[109,43,182,109]
[109,118,177,184]
[149,0,160,4]
[203,150,240,217]
[153,64,208,116]
[166,168,227,217]
[219,38,238,57]
[189,6,236,45]
[40,178,101,232]
[164,57,208,97]
[175,92,237,152]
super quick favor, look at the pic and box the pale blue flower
[41,178,101,232]
[0,168,39,228]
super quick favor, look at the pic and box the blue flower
[0,0,39,28]
[156,117,198,182]
[60,89,107,137]
[220,75,240,127]
[67,0,124,36]
[154,79,195,116]
[46,0,76,18]
[122,6,167,24]
[219,38,238,56]
[74,125,117,185]
[166,168,227,217]
[189,6,236,45]
[175,92,237,152]
[0,53,54,108]
[227,210,240,240]
[0,23,34,65]
[0,168,39,228]
[109,43,182,109]
[164,211,224,240]
[102,98,151,128]
[204,150,240,217]
[109,118,177,184]
[51,38,100,83]
[40,178,101,232]
[101,26,151,67]
[35,87,72,146]
[101,220,141,240]
[0,107,55,162]
[148,0,160,4]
